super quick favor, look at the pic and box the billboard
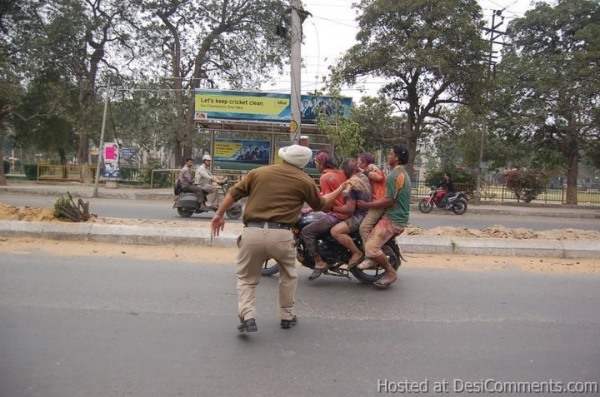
[195,89,352,123]
[213,139,271,171]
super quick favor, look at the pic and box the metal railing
[411,180,600,206]
[37,164,97,182]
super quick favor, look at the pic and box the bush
[504,169,547,203]
[425,167,477,195]
[23,164,38,180]
[3,160,8,174]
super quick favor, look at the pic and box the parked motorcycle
[261,211,402,284]
[173,178,242,219]
[418,188,468,215]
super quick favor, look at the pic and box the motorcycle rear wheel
[350,242,400,284]
[452,199,468,215]
[418,199,434,213]
[177,208,195,218]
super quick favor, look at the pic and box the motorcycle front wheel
[452,199,468,215]
[177,208,195,218]
[418,199,434,213]
[261,259,280,276]
[350,242,400,284]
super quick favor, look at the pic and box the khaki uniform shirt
[229,162,325,224]
[195,164,213,186]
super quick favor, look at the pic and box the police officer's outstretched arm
[211,173,252,237]
[211,192,236,237]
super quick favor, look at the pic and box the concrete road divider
[1,220,598,259]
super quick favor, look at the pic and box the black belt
[244,221,292,230]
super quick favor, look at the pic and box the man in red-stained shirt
[300,150,348,280]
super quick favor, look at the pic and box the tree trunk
[0,137,6,186]
[565,150,578,205]
[406,133,418,181]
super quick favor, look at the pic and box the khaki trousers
[236,226,297,321]
[198,183,218,207]
[359,208,385,244]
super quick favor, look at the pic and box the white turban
[278,144,313,169]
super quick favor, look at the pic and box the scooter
[173,178,242,219]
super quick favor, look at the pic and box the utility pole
[92,87,110,198]
[290,0,303,143]
[475,9,506,203]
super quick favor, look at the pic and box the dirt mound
[0,202,56,222]
[405,224,600,240]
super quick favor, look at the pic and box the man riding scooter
[195,154,226,210]
[177,158,203,195]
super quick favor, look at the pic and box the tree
[497,0,600,204]
[137,0,288,165]
[333,0,487,176]
[0,1,32,185]
[318,117,364,160]
[350,96,406,151]
[31,0,136,171]
[12,74,78,166]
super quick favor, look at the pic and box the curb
[0,186,173,201]
[1,220,598,259]
[399,236,599,259]
[2,186,599,219]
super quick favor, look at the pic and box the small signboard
[102,142,120,179]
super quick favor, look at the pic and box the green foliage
[318,117,364,160]
[12,74,78,161]
[495,0,600,203]
[504,169,548,203]
[350,96,404,150]
[23,164,37,180]
[333,0,487,172]
[425,167,476,195]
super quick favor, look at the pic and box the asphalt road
[1,252,599,397]
[2,192,599,231]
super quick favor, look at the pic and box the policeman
[211,145,346,333]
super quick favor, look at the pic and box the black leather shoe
[280,316,297,329]
[238,318,257,333]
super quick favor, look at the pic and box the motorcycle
[418,188,468,215]
[261,211,403,284]
[173,178,242,220]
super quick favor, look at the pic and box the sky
[267,0,539,103]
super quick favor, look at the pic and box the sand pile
[405,224,600,240]
[0,202,56,222]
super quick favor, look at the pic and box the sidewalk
[1,181,599,219]
[0,218,598,259]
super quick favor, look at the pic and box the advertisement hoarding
[213,139,271,171]
[195,89,352,123]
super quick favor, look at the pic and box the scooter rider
[195,154,224,210]
[178,158,203,196]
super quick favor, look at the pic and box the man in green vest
[355,144,411,289]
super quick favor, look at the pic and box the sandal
[308,266,328,280]
[373,277,396,289]
[357,258,376,270]
[347,254,365,269]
